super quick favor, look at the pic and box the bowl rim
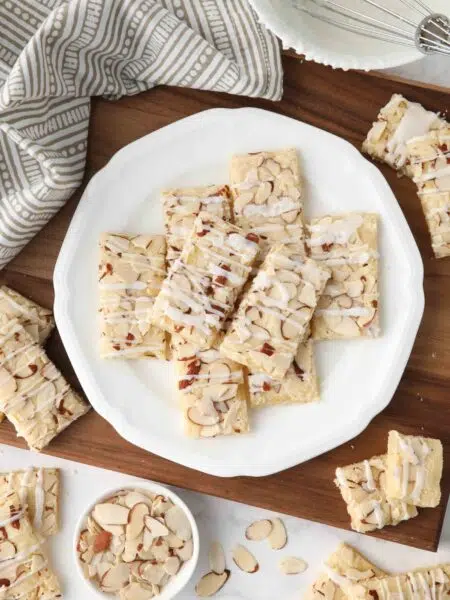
[248,0,424,71]
[72,482,200,600]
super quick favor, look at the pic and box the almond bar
[248,337,319,407]
[98,233,167,359]
[347,565,450,600]
[162,185,233,267]
[334,455,418,533]
[230,148,305,259]
[0,468,59,537]
[152,212,260,349]
[362,94,444,173]
[172,334,249,438]
[0,490,61,599]
[385,430,443,508]
[0,286,54,345]
[221,245,330,380]
[308,213,379,339]
[304,543,387,600]
[406,127,450,258]
[0,320,90,452]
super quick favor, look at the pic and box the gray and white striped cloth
[0,0,282,268]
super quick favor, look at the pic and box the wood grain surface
[1,57,449,551]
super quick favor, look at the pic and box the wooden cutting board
[1,57,449,551]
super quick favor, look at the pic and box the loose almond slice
[119,582,154,600]
[245,519,272,542]
[268,518,287,550]
[208,542,225,575]
[101,563,131,592]
[93,531,112,554]
[94,503,130,526]
[123,491,153,509]
[164,556,180,576]
[144,515,169,537]
[195,570,230,597]
[175,539,193,562]
[232,545,258,573]
[278,556,307,575]
[164,505,192,541]
[127,503,149,540]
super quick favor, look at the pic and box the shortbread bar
[172,334,249,438]
[335,454,418,533]
[98,233,167,359]
[308,213,379,339]
[362,94,444,173]
[0,468,59,537]
[162,185,233,267]
[0,491,61,599]
[0,320,90,452]
[249,338,319,407]
[0,285,54,344]
[386,430,443,507]
[304,543,387,600]
[347,565,450,600]
[152,212,260,349]
[230,148,305,258]
[406,127,450,258]
[221,245,330,380]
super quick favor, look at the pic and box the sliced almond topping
[164,556,181,576]
[187,406,220,426]
[245,519,272,542]
[101,563,131,592]
[0,540,17,560]
[208,541,226,575]
[278,556,308,575]
[144,515,169,537]
[164,505,192,541]
[0,367,17,397]
[126,503,149,540]
[268,518,287,550]
[232,545,259,573]
[346,568,375,581]
[195,570,230,597]
[94,503,130,526]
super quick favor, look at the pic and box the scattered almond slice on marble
[278,556,308,575]
[209,541,226,575]
[268,517,287,550]
[232,544,259,573]
[195,570,230,597]
[245,519,273,541]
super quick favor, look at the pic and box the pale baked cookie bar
[0,468,59,537]
[0,320,90,452]
[0,491,61,599]
[406,127,450,258]
[347,565,450,600]
[308,213,379,339]
[334,455,418,533]
[152,212,260,349]
[99,233,167,359]
[230,148,305,258]
[362,94,444,173]
[0,286,54,344]
[386,430,443,508]
[221,245,330,380]
[162,185,233,267]
[248,337,319,407]
[304,542,387,600]
[172,334,249,438]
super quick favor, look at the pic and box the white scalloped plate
[249,0,449,71]
[54,108,424,478]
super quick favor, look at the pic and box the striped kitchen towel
[0,0,282,268]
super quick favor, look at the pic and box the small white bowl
[249,0,449,71]
[73,482,200,600]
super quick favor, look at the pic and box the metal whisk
[293,0,450,55]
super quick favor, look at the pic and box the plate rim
[54,106,425,478]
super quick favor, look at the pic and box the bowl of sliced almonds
[74,483,199,600]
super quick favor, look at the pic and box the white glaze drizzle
[243,197,299,218]
[308,215,364,247]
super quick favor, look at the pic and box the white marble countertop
[382,55,449,89]
[1,443,449,600]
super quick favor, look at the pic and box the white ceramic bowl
[73,482,200,600]
[249,0,449,71]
